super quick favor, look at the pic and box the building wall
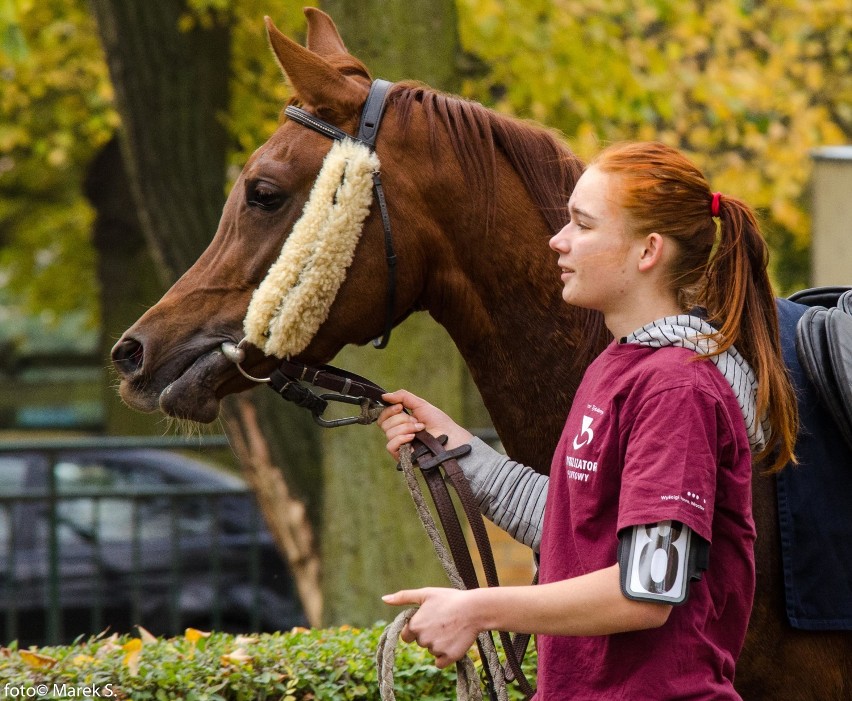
[811,147,852,287]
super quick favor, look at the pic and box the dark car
[0,441,305,646]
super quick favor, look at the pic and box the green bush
[0,625,537,700]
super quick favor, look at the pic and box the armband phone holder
[618,521,709,606]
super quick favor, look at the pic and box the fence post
[46,449,62,644]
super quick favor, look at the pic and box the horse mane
[389,82,608,372]
[389,82,585,235]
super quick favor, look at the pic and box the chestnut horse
[111,9,851,699]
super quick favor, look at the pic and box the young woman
[377,142,798,699]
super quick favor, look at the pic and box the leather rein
[225,80,535,699]
[268,358,535,700]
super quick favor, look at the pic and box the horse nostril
[111,337,145,377]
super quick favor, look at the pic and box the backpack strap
[788,286,849,308]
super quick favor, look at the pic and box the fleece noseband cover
[243,138,380,358]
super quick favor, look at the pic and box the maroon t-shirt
[535,342,755,700]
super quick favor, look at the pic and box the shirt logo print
[572,415,595,450]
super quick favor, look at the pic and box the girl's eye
[246,180,285,211]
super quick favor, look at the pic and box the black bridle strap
[357,79,393,147]
[283,79,397,349]
[276,359,387,404]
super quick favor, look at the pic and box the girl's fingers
[377,402,405,425]
[386,430,420,459]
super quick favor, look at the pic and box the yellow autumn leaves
[6,626,264,680]
[455,0,851,289]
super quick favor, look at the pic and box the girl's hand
[377,390,473,460]
[382,588,481,669]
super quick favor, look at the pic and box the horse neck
[421,161,598,473]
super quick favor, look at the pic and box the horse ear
[264,16,363,109]
[304,7,349,58]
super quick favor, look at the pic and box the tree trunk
[317,0,481,626]
[85,137,165,436]
[89,0,324,626]
[88,0,230,284]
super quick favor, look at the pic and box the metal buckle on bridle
[313,393,383,428]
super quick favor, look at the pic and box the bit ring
[221,338,271,384]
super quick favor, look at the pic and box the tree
[312,0,482,626]
[85,0,325,624]
[0,0,113,333]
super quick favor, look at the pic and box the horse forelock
[389,82,584,235]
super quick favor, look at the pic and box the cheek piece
[617,520,710,606]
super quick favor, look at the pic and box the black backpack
[789,286,852,451]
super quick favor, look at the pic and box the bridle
[286,78,397,350]
[220,79,536,699]
[220,79,399,420]
[221,78,400,421]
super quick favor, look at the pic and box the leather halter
[284,79,397,349]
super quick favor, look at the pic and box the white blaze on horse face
[242,138,379,358]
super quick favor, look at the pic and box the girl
[378,142,797,699]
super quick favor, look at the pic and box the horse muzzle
[111,334,243,422]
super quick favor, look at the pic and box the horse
[110,8,851,699]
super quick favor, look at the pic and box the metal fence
[0,436,299,646]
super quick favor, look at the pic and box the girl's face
[549,167,638,314]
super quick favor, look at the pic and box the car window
[55,458,168,491]
[53,457,214,543]
[0,456,29,492]
[0,456,30,557]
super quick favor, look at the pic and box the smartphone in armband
[617,520,708,606]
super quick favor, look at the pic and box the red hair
[592,142,797,471]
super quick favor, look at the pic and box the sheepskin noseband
[243,138,380,358]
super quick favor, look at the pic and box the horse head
[111,9,439,422]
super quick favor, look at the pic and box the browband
[284,78,393,151]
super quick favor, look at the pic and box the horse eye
[246,180,285,211]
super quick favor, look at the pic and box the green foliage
[0,625,537,700]
[0,0,117,329]
[456,0,852,293]
[224,1,314,177]
[3,0,850,321]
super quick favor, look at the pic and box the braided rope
[357,399,385,425]
[377,444,509,701]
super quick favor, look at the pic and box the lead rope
[377,443,509,701]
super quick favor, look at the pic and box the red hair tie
[711,192,722,217]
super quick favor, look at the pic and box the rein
[261,358,535,700]
[221,339,536,697]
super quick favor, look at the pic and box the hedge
[0,625,537,700]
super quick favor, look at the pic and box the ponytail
[592,142,798,472]
[703,196,798,472]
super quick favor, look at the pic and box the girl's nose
[549,223,571,252]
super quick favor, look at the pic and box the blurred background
[0,0,849,644]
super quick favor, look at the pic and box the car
[0,440,306,646]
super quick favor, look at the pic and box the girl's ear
[637,232,666,273]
